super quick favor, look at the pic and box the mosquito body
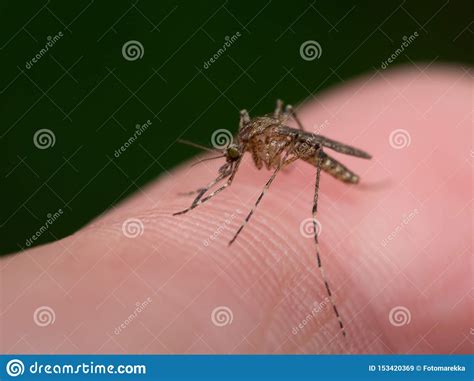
[173,99,371,338]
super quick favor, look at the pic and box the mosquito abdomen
[305,153,359,184]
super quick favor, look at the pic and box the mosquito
[173,99,372,337]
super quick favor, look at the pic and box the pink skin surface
[0,65,471,354]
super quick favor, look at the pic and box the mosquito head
[225,143,241,162]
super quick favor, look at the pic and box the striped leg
[228,151,293,245]
[173,165,233,216]
[173,159,241,216]
[312,147,346,337]
[274,99,284,119]
[284,104,305,131]
[177,188,206,196]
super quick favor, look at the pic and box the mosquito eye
[227,147,240,159]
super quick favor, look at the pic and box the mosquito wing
[314,135,371,159]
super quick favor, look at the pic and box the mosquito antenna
[177,139,215,152]
[191,155,226,167]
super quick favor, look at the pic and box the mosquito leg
[173,165,233,215]
[229,151,291,245]
[240,109,250,129]
[312,147,346,337]
[187,161,241,211]
[173,159,242,216]
[177,188,206,196]
[284,104,305,131]
[274,99,284,119]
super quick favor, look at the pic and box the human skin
[0,65,471,354]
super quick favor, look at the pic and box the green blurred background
[0,0,471,255]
